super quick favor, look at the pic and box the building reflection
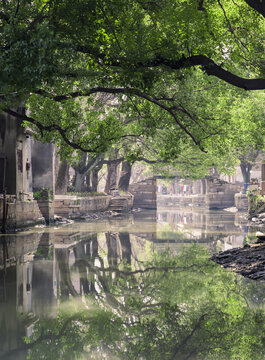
[156,207,250,251]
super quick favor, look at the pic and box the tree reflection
[22,237,265,360]
[56,248,79,300]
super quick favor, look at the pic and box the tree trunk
[105,232,119,267]
[119,232,131,266]
[240,161,252,184]
[91,168,99,192]
[55,160,69,195]
[55,248,79,299]
[73,153,103,193]
[74,171,85,192]
[73,242,90,295]
[85,173,92,192]
[118,161,132,192]
[130,164,145,183]
[104,161,120,194]
[72,152,87,192]
[91,234,99,259]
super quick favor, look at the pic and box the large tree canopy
[1,0,265,176]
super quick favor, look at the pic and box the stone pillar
[261,164,265,195]
[24,135,33,195]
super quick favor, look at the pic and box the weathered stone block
[37,200,54,224]
[234,193,248,211]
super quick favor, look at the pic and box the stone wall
[129,178,157,209]
[0,232,43,266]
[205,178,241,209]
[54,195,111,218]
[0,199,44,230]
[192,195,206,207]
[234,193,248,211]
[157,182,242,210]
[157,194,206,207]
[157,177,243,210]
[0,195,112,229]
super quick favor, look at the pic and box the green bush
[33,188,54,200]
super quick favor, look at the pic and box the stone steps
[108,196,133,212]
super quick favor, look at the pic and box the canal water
[1,207,265,360]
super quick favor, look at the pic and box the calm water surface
[1,207,265,360]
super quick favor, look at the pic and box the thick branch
[198,0,206,11]
[243,0,265,17]
[2,108,129,153]
[71,43,265,90]
[73,154,103,175]
[170,314,206,360]
[151,55,265,90]
[2,108,95,152]
[102,157,124,165]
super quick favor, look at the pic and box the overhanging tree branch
[243,0,265,17]
[2,108,96,152]
[1,107,136,154]
[36,87,205,150]
[71,44,265,90]
[150,55,265,90]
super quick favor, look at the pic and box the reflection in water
[156,207,253,251]
[0,208,264,359]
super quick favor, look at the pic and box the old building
[0,110,48,229]
[0,108,33,199]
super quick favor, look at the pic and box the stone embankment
[211,241,265,281]
[0,193,134,231]
[54,195,112,218]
